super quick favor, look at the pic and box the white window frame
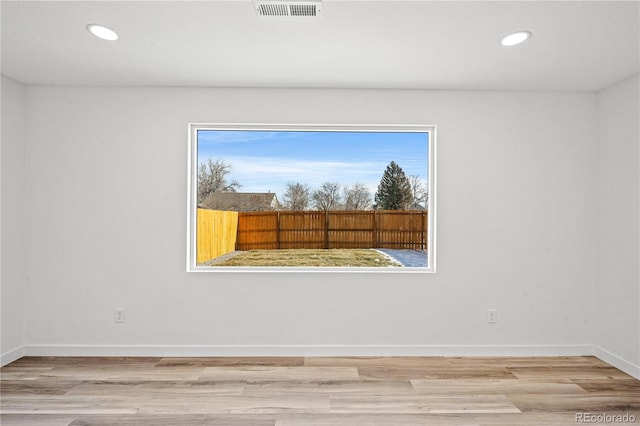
[187,123,437,273]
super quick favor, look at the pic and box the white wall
[1,75,26,364]
[19,86,597,357]
[595,74,640,377]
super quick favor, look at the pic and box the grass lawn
[212,249,401,267]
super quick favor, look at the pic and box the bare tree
[343,183,372,210]
[312,182,342,211]
[282,181,311,210]
[408,174,428,209]
[197,158,241,204]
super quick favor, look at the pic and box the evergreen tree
[374,161,413,210]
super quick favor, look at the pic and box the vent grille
[290,4,316,16]
[255,1,321,18]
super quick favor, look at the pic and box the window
[187,124,436,272]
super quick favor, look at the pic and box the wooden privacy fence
[236,210,427,251]
[196,208,238,263]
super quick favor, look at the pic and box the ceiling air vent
[254,0,322,18]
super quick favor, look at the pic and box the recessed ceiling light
[501,31,531,47]
[86,24,119,41]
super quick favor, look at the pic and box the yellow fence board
[196,209,239,264]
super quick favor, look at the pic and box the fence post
[324,210,329,249]
[277,211,281,250]
[421,210,426,250]
[373,210,378,248]
[425,210,428,251]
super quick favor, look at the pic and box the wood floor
[1,356,639,425]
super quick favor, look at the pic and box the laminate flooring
[1,356,638,425]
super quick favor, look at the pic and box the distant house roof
[200,192,279,212]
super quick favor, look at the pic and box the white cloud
[226,155,386,196]
[197,131,301,146]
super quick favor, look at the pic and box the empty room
[1,1,639,425]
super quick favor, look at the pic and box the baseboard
[1,345,24,366]
[14,344,637,378]
[594,345,640,379]
[23,344,594,358]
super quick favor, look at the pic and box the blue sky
[197,130,429,199]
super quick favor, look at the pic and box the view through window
[188,124,436,271]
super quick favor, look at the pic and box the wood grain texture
[1,356,638,425]
[199,366,360,382]
[154,357,305,368]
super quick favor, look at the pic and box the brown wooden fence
[236,210,427,251]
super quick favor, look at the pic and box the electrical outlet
[487,309,497,324]
[114,308,125,324]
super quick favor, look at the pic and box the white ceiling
[1,1,638,91]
